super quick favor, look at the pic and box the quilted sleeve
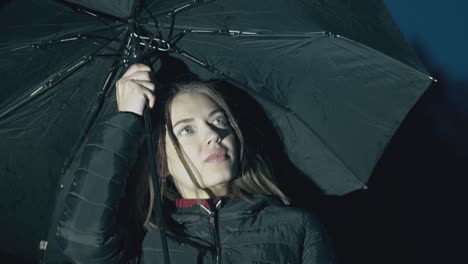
[56,112,144,264]
[302,211,337,264]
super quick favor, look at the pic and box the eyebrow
[172,108,224,129]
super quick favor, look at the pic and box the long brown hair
[135,80,289,231]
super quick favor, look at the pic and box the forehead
[170,91,220,120]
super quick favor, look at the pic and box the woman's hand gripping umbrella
[116,64,156,115]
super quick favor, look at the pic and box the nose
[203,123,221,145]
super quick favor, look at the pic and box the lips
[205,149,228,162]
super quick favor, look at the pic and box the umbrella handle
[128,16,171,263]
[143,105,171,264]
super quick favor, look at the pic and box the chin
[200,171,234,189]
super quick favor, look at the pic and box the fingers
[144,88,155,108]
[130,80,155,92]
[127,71,151,82]
[130,80,156,108]
[122,64,151,78]
[116,64,158,115]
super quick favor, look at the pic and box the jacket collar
[170,194,284,225]
[175,194,237,211]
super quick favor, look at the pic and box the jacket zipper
[200,200,222,264]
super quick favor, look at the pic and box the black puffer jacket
[56,112,337,264]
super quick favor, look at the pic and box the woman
[57,64,336,263]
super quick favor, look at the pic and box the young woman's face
[165,91,239,198]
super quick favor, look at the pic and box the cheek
[166,138,202,175]
[165,136,182,175]
[165,149,179,176]
[183,146,202,165]
[177,139,203,164]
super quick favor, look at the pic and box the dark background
[315,1,468,263]
[385,0,468,81]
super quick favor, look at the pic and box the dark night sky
[384,0,468,81]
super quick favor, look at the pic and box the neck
[177,183,231,199]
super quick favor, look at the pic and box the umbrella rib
[153,24,328,37]
[145,26,327,51]
[9,23,125,52]
[0,56,94,119]
[141,4,163,39]
[140,3,164,56]
[58,0,128,24]
[184,31,327,38]
[0,25,126,120]
[164,29,327,51]
[140,0,219,53]
[4,34,128,115]
[333,34,433,79]
[140,0,170,52]
[163,29,326,56]
[146,0,216,16]
[172,46,367,188]
[167,12,176,41]
[140,3,327,54]
[139,0,215,59]
[169,26,262,36]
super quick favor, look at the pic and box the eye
[213,116,228,126]
[179,126,193,136]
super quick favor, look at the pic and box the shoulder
[258,201,326,242]
[264,202,322,228]
[246,195,323,229]
[264,204,336,260]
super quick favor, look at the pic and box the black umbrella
[0,0,433,262]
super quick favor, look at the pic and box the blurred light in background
[384,0,468,80]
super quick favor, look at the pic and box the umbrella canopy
[0,0,432,261]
